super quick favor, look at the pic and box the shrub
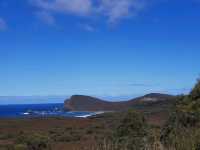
[161,79,200,150]
[114,110,148,149]
[14,144,28,150]
[190,79,200,100]
[16,133,51,150]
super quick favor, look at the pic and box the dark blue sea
[0,103,102,118]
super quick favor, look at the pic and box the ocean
[0,103,101,118]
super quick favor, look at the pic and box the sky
[0,0,200,103]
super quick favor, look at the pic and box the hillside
[64,95,125,111]
[64,93,175,112]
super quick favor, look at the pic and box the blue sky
[0,0,200,101]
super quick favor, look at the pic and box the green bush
[27,134,50,150]
[16,133,51,150]
[161,79,200,150]
[190,79,200,100]
[109,110,150,150]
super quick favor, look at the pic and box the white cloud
[30,0,148,24]
[30,0,92,16]
[99,0,146,23]
[0,17,7,31]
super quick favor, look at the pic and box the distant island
[64,93,174,111]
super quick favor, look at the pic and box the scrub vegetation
[1,80,200,150]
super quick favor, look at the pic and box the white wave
[75,114,93,118]
[23,112,30,115]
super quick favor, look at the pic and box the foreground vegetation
[1,80,200,150]
[161,79,200,150]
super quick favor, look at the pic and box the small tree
[113,110,149,150]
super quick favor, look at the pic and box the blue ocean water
[0,103,100,118]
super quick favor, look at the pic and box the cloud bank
[30,0,148,24]
[0,18,7,31]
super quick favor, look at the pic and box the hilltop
[64,93,174,112]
